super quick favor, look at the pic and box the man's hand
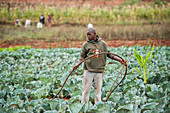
[73,59,82,70]
[121,60,127,66]
[73,64,79,70]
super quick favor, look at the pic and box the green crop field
[0,0,170,25]
[0,46,169,112]
[0,1,169,112]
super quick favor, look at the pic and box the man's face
[87,31,96,41]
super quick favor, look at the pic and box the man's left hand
[121,60,127,66]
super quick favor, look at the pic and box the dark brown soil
[0,38,169,48]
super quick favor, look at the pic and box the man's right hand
[73,59,82,70]
[73,64,79,70]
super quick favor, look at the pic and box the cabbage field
[0,46,169,113]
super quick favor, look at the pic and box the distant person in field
[47,14,52,27]
[37,22,43,28]
[73,26,127,104]
[40,14,45,24]
[25,20,31,28]
[15,19,21,27]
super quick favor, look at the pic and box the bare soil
[0,38,169,48]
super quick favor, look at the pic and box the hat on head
[87,28,96,33]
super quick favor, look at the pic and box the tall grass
[0,3,170,25]
[0,24,169,42]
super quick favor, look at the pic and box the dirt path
[0,38,169,48]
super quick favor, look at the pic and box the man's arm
[111,56,127,66]
[111,56,122,62]
[73,43,86,70]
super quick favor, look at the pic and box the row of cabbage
[0,46,169,112]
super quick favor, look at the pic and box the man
[47,14,52,27]
[15,19,22,27]
[39,14,45,24]
[74,28,126,104]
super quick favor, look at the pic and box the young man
[39,14,45,24]
[15,19,22,27]
[74,28,126,104]
[47,14,52,26]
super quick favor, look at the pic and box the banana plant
[134,46,154,83]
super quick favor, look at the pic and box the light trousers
[81,70,103,104]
